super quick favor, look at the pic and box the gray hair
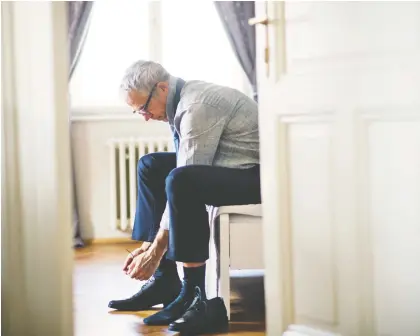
[120,60,170,96]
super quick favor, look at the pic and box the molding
[357,106,420,121]
[355,105,420,335]
[280,116,339,327]
[284,324,341,336]
[290,48,420,65]
[70,107,144,122]
[71,114,140,122]
[288,49,420,75]
[279,111,334,124]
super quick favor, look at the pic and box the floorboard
[74,243,266,335]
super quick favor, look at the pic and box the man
[108,60,261,334]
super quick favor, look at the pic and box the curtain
[67,1,94,248]
[68,1,94,78]
[214,1,257,101]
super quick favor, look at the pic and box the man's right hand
[122,242,152,273]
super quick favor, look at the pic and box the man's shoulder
[179,80,253,112]
[180,80,218,104]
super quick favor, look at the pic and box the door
[1,2,74,335]
[256,2,420,336]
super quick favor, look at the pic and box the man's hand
[127,248,163,281]
[126,229,169,280]
[122,242,152,273]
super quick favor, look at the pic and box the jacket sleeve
[177,102,228,166]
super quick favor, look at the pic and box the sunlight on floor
[74,243,265,335]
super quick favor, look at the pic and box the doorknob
[248,17,269,26]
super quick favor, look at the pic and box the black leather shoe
[108,276,181,311]
[143,281,200,326]
[168,295,229,334]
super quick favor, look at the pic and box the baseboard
[284,325,341,336]
[84,237,137,245]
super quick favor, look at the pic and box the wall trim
[70,108,145,122]
[284,325,341,336]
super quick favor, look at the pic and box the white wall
[71,115,170,239]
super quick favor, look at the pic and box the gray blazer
[160,76,260,229]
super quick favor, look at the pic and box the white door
[2,2,73,335]
[256,2,420,336]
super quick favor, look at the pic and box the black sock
[154,254,179,280]
[183,264,207,299]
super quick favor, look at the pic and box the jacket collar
[165,76,182,125]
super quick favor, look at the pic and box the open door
[1,2,73,335]
[255,2,420,336]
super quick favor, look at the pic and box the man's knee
[137,153,162,176]
[165,166,194,193]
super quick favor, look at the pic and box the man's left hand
[127,248,162,280]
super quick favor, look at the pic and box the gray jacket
[160,76,260,229]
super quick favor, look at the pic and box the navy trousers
[132,152,261,263]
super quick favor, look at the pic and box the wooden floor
[74,243,266,335]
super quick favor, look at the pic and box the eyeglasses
[132,83,158,116]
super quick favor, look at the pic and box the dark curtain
[214,1,257,101]
[67,1,94,248]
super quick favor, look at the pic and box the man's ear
[157,82,169,93]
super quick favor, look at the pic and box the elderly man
[108,60,260,333]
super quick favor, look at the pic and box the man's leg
[131,152,178,279]
[131,152,176,242]
[144,164,261,326]
[167,164,261,262]
[108,152,180,311]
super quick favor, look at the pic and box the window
[69,1,149,109]
[161,1,247,91]
[70,1,249,112]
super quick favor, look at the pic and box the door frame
[1,2,74,335]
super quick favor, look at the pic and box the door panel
[288,123,336,326]
[368,119,420,335]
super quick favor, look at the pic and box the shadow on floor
[230,270,265,325]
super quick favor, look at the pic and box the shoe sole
[108,293,179,311]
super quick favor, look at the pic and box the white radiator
[108,137,174,231]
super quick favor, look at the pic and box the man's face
[127,82,169,122]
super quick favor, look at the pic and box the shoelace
[191,299,207,313]
[183,287,206,315]
[131,277,155,298]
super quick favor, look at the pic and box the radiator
[108,137,174,231]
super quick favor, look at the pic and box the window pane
[161,0,247,92]
[70,1,149,108]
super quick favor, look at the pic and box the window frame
[70,1,251,122]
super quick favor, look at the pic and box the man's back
[174,80,259,169]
